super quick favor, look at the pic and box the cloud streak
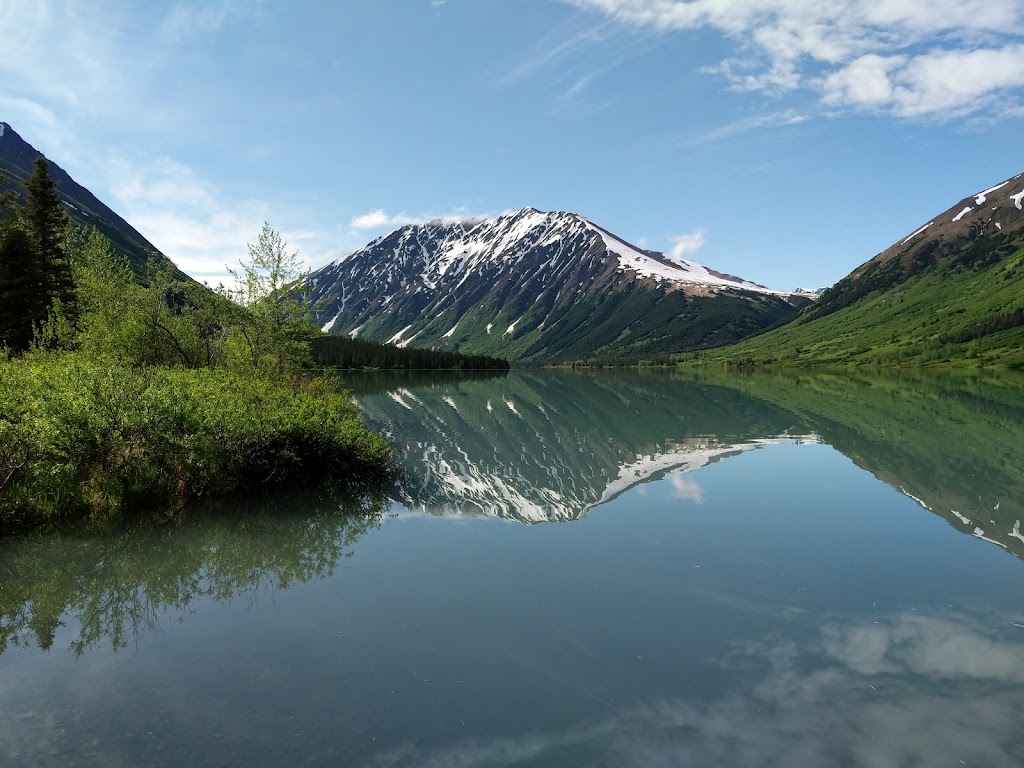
[566,0,1024,119]
[350,208,494,232]
[681,109,809,146]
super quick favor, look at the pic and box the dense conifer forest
[310,334,509,370]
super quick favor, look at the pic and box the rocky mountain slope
[0,122,179,280]
[699,171,1024,368]
[310,208,813,362]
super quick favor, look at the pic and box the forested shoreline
[0,159,394,530]
[310,334,509,370]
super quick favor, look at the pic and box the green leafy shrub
[0,356,391,526]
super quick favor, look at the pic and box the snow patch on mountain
[1011,521,1024,544]
[975,182,1009,205]
[902,222,932,245]
[396,330,421,348]
[388,324,414,345]
[321,310,342,333]
[588,221,780,293]
[973,527,1008,549]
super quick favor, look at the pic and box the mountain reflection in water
[354,370,1024,557]
[2,371,1023,768]
[355,371,816,523]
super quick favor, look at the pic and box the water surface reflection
[2,371,1023,768]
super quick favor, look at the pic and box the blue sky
[2,0,1023,290]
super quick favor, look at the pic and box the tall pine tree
[0,227,43,352]
[23,156,76,328]
[0,171,46,353]
[0,159,79,353]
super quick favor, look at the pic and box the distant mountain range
[309,208,816,362]
[0,122,178,280]
[7,120,1020,369]
[706,171,1024,368]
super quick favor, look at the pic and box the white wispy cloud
[158,0,264,45]
[681,109,809,146]
[500,20,618,85]
[669,472,705,502]
[566,0,1024,119]
[668,229,706,260]
[350,208,494,232]
[824,45,1024,117]
[106,155,338,286]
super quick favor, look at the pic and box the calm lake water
[2,371,1023,767]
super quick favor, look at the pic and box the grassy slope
[688,243,1024,370]
[359,288,800,364]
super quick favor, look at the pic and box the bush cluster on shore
[1,161,392,528]
[0,361,391,527]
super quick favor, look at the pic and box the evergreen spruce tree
[23,157,76,328]
[0,227,42,352]
[0,172,46,353]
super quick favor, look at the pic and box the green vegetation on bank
[310,334,509,370]
[0,162,391,529]
[681,233,1024,370]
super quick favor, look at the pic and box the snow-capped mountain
[310,208,812,361]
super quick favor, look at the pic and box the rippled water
[2,371,1023,767]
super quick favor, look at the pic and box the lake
[2,370,1023,767]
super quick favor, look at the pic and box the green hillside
[358,286,800,364]
[688,224,1024,370]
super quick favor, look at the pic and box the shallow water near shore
[2,370,1023,767]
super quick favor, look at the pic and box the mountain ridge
[693,169,1024,369]
[0,121,180,280]
[311,207,813,362]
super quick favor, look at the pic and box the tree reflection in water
[0,490,388,656]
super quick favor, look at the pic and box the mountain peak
[310,206,807,361]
